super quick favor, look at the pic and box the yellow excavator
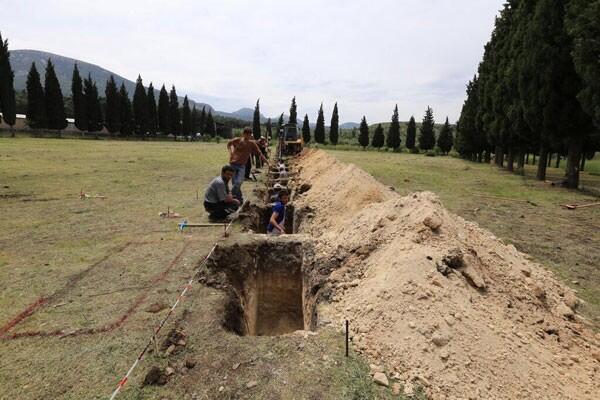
[277,123,303,157]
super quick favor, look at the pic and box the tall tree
[205,110,216,137]
[456,77,483,160]
[302,114,311,144]
[0,32,16,134]
[387,104,401,151]
[44,59,67,132]
[146,83,157,136]
[199,106,206,135]
[372,123,385,150]
[83,75,102,135]
[181,95,192,137]
[406,115,417,150]
[71,64,85,131]
[437,117,454,154]
[265,117,272,140]
[358,116,370,149]
[253,98,261,139]
[314,103,325,144]
[191,105,199,136]
[329,102,339,145]
[104,75,120,135]
[157,84,169,135]
[132,75,147,137]
[418,106,436,150]
[25,62,46,129]
[289,96,297,124]
[118,83,132,136]
[276,113,284,138]
[168,85,180,138]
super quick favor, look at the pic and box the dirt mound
[295,149,599,400]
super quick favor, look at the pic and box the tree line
[261,97,454,154]
[455,0,600,188]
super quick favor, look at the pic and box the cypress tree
[205,110,216,137]
[456,77,481,160]
[199,106,206,135]
[358,116,369,149]
[289,96,297,124]
[276,113,284,138]
[25,62,46,129]
[314,103,325,144]
[71,64,85,131]
[437,117,454,154]
[387,104,401,151]
[266,118,272,140]
[181,95,192,137]
[157,84,169,135]
[147,83,157,136]
[0,32,16,134]
[372,123,385,150]
[132,75,147,137]
[253,98,261,139]
[118,83,132,136]
[302,114,311,144]
[168,85,180,138]
[329,102,339,145]
[44,59,67,132]
[83,75,102,134]
[191,105,199,137]
[418,106,436,150]
[104,75,120,135]
[406,116,417,150]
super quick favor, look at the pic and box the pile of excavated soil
[294,149,599,400]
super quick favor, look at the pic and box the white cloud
[2,0,502,123]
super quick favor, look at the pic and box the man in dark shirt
[227,127,269,201]
[204,165,240,221]
[267,191,289,235]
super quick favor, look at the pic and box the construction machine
[277,123,303,158]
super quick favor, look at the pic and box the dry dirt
[292,149,599,400]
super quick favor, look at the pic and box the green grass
[0,137,386,400]
[328,149,600,329]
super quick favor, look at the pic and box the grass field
[0,137,598,399]
[0,138,391,400]
[328,148,600,329]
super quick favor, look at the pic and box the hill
[9,49,214,112]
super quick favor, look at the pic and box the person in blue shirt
[267,190,289,235]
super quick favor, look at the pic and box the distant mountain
[215,107,270,123]
[340,122,360,129]
[9,49,213,112]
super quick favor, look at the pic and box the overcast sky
[2,0,503,123]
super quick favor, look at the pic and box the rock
[563,292,578,310]
[143,366,168,386]
[373,372,389,387]
[232,362,241,370]
[532,285,546,302]
[403,381,415,396]
[165,344,176,356]
[432,332,450,347]
[440,349,450,360]
[444,316,456,326]
[520,267,531,277]
[591,351,600,362]
[165,367,175,376]
[555,302,574,319]
[423,215,443,231]
[349,279,360,287]
[246,380,258,389]
[145,302,168,313]
[369,364,385,374]
[392,382,401,395]
[185,359,196,369]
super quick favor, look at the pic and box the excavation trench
[206,238,318,336]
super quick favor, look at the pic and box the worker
[267,190,289,235]
[203,165,240,221]
[227,127,269,201]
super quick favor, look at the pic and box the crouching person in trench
[204,165,240,222]
[267,190,289,235]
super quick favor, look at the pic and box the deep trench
[206,160,319,337]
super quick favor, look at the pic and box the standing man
[204,165,240,221]
[227,127,269,201]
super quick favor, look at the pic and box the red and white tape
[109,220,234,400]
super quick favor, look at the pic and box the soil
[292,149,600,400]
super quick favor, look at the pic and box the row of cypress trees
[0,32,17,135]
[355,107,453,153]
[455,0,600,188]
